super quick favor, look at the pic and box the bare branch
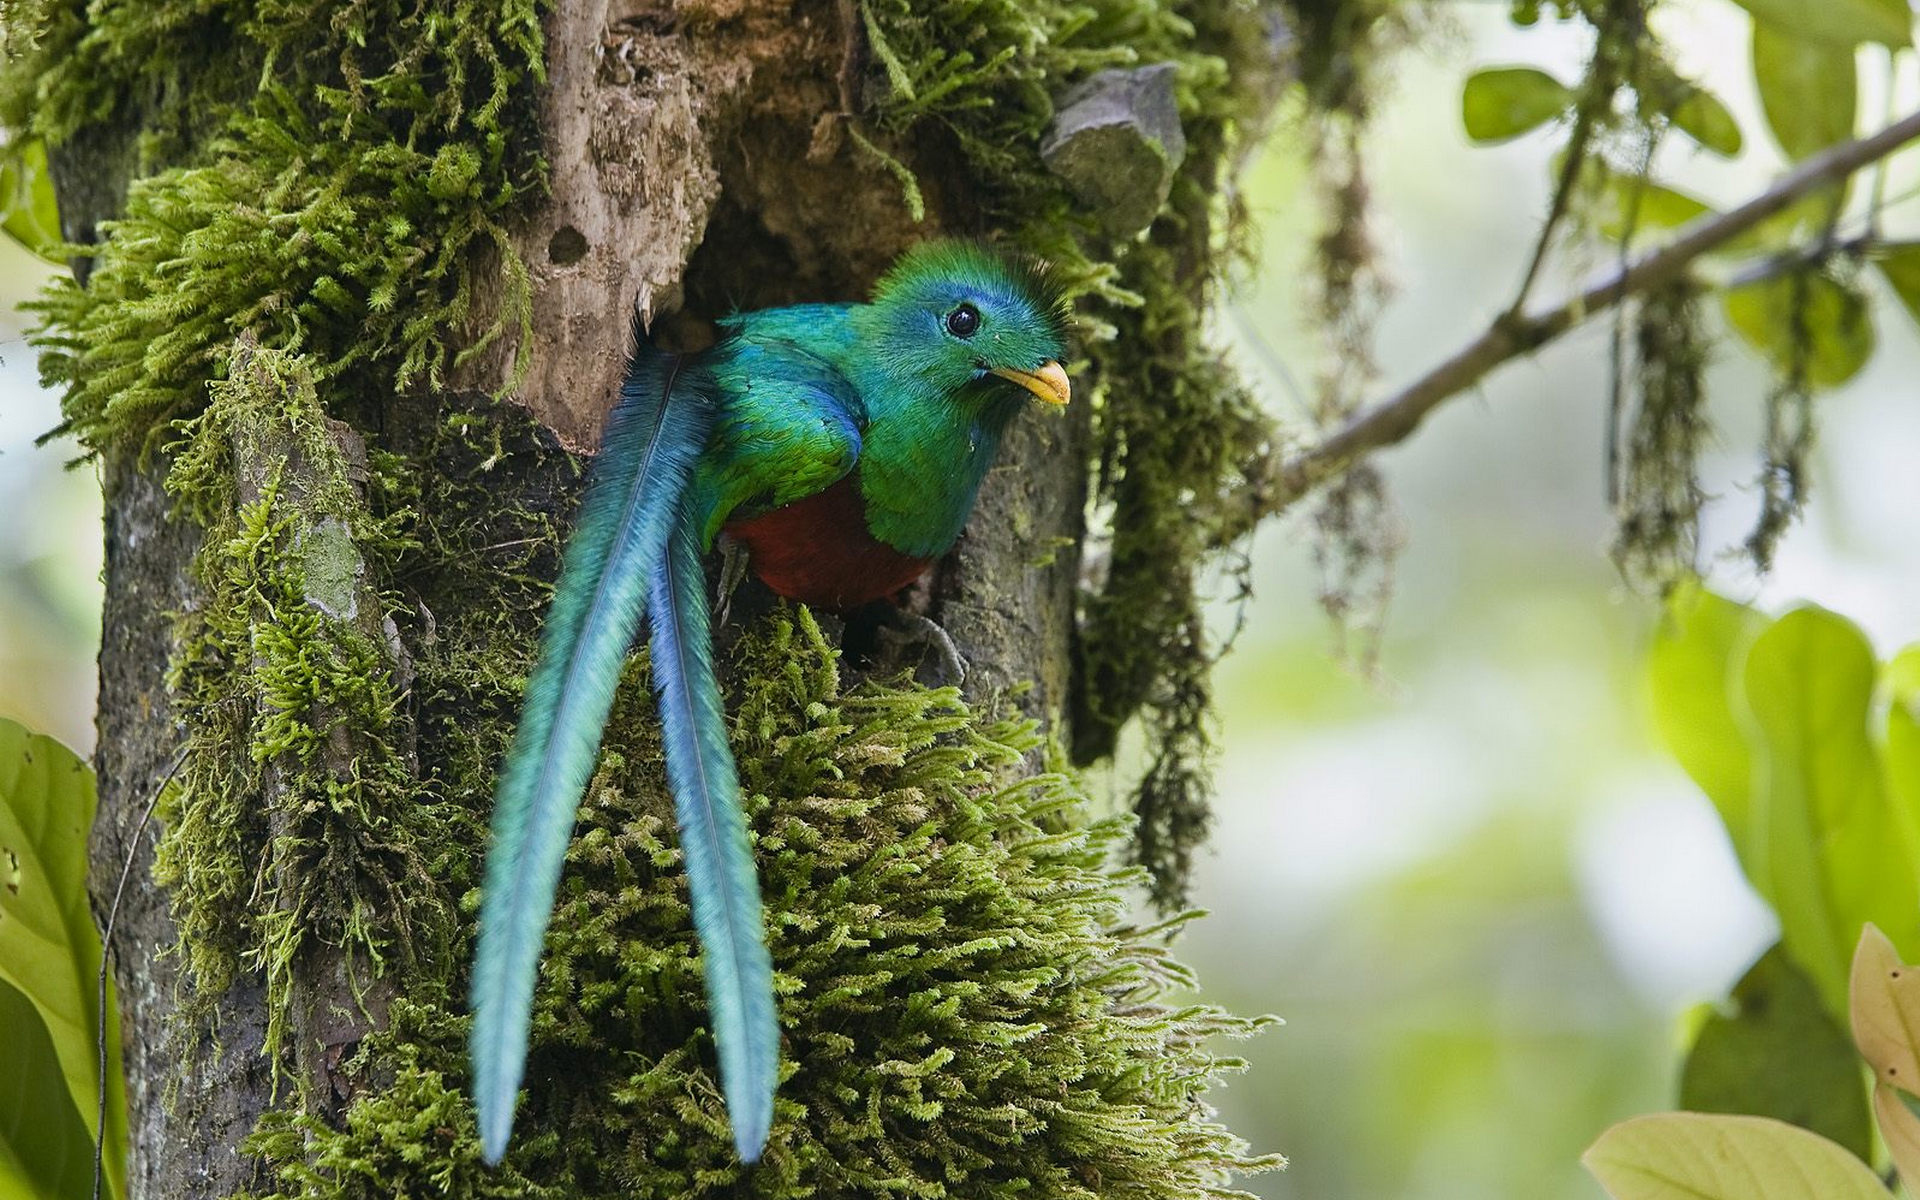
[1231,105,1920,537]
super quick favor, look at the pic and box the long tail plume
[470,345,714,1164]
[646,502,779,1161]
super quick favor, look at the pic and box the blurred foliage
[1594,580,1920,1195]
[1650,583,1919,1019]
[1585,1111,1892,1199]
[1876,244,1920,326]
[0,235,96,754]
[1723,273,1873,389]
[1750,23,1856,162]
[0,718,124,1200]
[1585,926,1920,1198]
[1725,0,1910,47]
[1194,541,1675,1198]
[0,137,59,263]
[1461,67,1578,144]
[1678,946,1870,1159]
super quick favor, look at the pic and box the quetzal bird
[469,240,1071,1164]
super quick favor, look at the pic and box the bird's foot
[875,609,970,685]
[714,536,752,628]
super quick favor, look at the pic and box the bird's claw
[878,609,970,684]
[714,536,751,627]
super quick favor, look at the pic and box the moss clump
[155,344,451,1058]
[241,1000,560,1200]
[238,609,1280,1199]
[860,0,1282,905]
[8,0,545,453]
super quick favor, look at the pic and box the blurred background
[5,3,1918,1197]
[0,229,99,752]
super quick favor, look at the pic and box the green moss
[239,610,1280,1199]
[156,345,450,1058]
[0,0,249,166]
[3,0,549,1061]
[9,0,545,454]
[241,999,561,1200]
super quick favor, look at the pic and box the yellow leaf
[1849,923,1920,1091]
[1583,1112,1888,1199]
[1872,1083,1920,1188]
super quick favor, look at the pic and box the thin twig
[1230,105,1920,537]
[93,745,188,1200]
[1509,0,1633,313]
[1511,77,1603,313]
[1719,232,1873,290]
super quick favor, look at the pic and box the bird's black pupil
[947,305,980,337]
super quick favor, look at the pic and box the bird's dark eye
[946,304,980,338]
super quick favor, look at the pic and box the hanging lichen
[1278,0,1423,667]
[1610,280,1709,587]
[1536,0,1843,585]
[1743,267,1822,573]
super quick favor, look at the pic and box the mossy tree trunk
[14,0,1287,1195]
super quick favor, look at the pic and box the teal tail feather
[647,502,779,1162]
[470,344,715,1164]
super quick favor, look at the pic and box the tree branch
[1231,105,1920,537]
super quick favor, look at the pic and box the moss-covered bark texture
[2,0,1293,1194]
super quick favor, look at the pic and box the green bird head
[858,240,1073,408]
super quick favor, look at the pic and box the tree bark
[94,456,274,1195]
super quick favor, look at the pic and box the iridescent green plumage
[470,241,1069,1164]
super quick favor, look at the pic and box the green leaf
[0,720,124,1200]
[1585,167,1801,262]
[1679,945,1873,1161]
[1731,0,1911,48]
[1584,1112,1890,1199]
[0,980,98,1200]
[1743,608,1920,1017]
[1723,273,1875,389]
[1874,244,1920,331]
[1595,176,1716,244]
[1648,582,1764,857]
[1752,22,1858,161]
[0,138,62,264]
[1885,646,1920,889]
[1461,67,1574,144]
[1670,86,1744,157]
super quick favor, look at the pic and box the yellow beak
[988,360,1072,406]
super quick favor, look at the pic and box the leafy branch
[1227,104,1920,544]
